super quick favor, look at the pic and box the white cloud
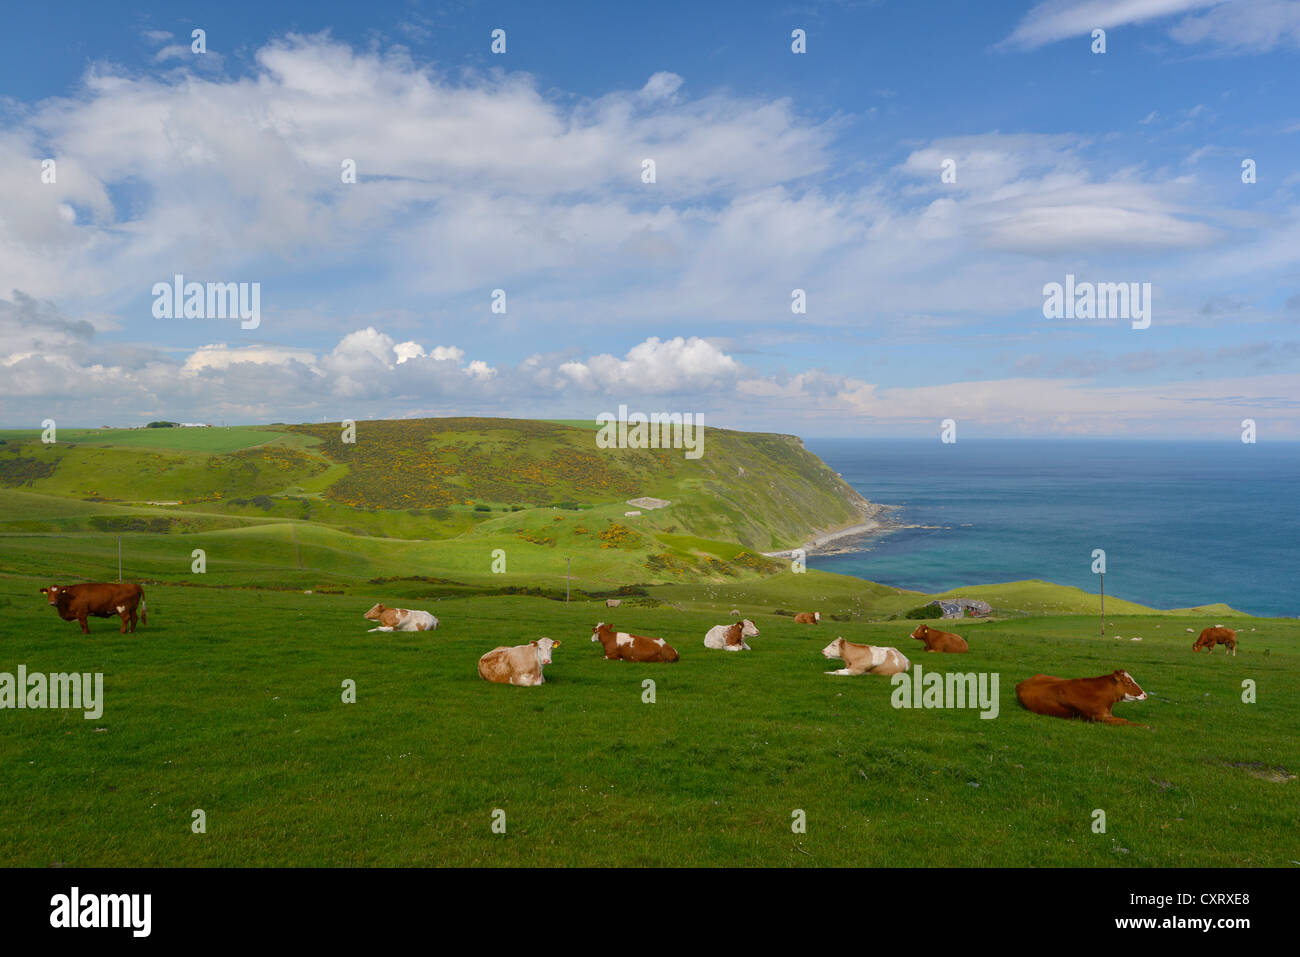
[553,336,741,394]
[1001,0,1227,49]
[1002,0,1300,53]
[1169,0,1300,50]
[182,344,320,373]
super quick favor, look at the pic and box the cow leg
[79,614,90,634]
[129,608,138,632]
[1097,713,1147,728]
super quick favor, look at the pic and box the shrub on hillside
[904,603,944,620]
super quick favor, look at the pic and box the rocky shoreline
[762,501,904,559]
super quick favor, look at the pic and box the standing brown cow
[1192,626,1237,656]
[910,623,968,653]
[40,583,146,634]
[590,623,679,662]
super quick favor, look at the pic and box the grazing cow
[1193,626,1237,656]
[1015,670,1149,727]
[821,637,910,676]
[363,603,438,632]
[40,583,146,634]
[910,623,968,653]
[704,619,759,651]
[793,612,821,624]
[605,599,622,608]
[478,638,560,686]
[590,622,679,662]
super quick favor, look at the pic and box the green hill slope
[0,417,874,587]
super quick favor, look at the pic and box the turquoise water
[804,439,1300,618]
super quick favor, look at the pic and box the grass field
[1,571,1294,867]
[1,419,1294,867]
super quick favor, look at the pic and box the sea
[804,439,1300,619]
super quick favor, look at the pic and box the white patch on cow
[654,638,665,646]
[116,605,126,613]
[869,645,886,668]
[616,632,633,645]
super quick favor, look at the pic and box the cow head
[821,638,845,660]
[1112,670,1147,702]
[40,586,62,605]
[591,622,608,642]
[740,619,760,638]
[814,612,821,622]
[532,637,560,664]
[363,603,387,621]
[909,624,930,640]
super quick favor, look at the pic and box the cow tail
[141,596,147,626]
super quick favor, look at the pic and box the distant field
[0,573,1293,867]
[0,427,279,454]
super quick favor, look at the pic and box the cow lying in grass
[821,637,910,676]
[1193,625,1237,656]
[478,638,560,686]
[363,603,438,632]
[910,623,968,653]
[41,583,146,634]
[793,612,821,624]
[1015,670,1149,727]
[704,619,759,651]
[591,622,679,662]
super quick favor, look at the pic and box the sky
[1,0,1298,437]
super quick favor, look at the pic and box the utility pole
[565,557,571,603]
[118,537,122,582]
[1099,571,1105,640]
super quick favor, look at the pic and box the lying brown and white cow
[793,612,821,624]
[363,603,438,632]
[1015,669,1149,727]
[591,622,679,662]
[478,638,560,686]
[704,619,759,651]
[40,583,146,634]
[910,623,968,653]
[821,637,910,676]
[1192,625,1237,656]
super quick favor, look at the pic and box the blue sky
[1,0,1298,436]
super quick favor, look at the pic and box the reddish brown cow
[1192,626,1237,656]
[793,612,821,624]
[40,583,146,634]
[909,623,968,653]
[590,622,679,662]
[1015,670,1149,727]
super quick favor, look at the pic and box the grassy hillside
[1,416,1290,868]
[0,419,870,586]
[0,573,1293,867]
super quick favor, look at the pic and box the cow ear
[553,640,561,647]
[530,641,538,646]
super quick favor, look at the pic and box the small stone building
[927,598,992,619]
